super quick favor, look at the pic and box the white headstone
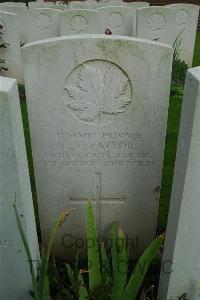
[158,67,200,300]
[1,5,28,44]
[2,2,26,7]
[127,2,149,8]
[166,3,200,67]
[60,9,99,36]
[97,6,135,36]
[137,7,176,46]
[28,1,53,8]
[22,35,172,258]
[48,4,65,10]
[0,11,23,83]
[27,8,60,42]
[0,76,39,300]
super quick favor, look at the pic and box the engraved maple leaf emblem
[64,61,132,123]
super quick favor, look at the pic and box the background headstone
[0,76,39,300]
[0,11,23,83]
[97,6,135,36]
[28,2,53,8]
[1,2,26,7]
[158,67,200,300]
[27,8,61,42]
[137,6,176,46]
[1,5,29,44]
[60,9,99,36]
[22,35,172,258]
[166,3,200,67]
[127,2,149,8]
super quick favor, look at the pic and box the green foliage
[65,201,164,300]
[14,201,70,300]
[87,200,101,291]
[193,31,200,67]
[172,31,188,86]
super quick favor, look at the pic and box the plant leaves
[112,227,127,300]
[87,200,101,291]
[79,272,88,300]
[122,234,164,300]
[101,242,111,286]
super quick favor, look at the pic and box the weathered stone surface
[22,35,172,258]
[0,11,23,83]
[127,2,149,8]
[0,76,39,300]
[28,1,53,8]
[27,8,61,42]
[166,3,200,67]
[1,5,28,44]
[158,67,200,300]
[60,9,99,36]
[1,2,26,7]
[97,6,135,36]
[137,6,176,46]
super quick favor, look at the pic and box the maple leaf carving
[64,61,132,123]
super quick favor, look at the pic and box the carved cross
[70,172,126,237]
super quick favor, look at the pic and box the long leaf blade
[122,234,164,300]
[79,272,88,300]
[112,227,127,300]
[87,200,101,291]
[101,242,111,286]
[13,201,38,297]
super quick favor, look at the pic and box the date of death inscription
[44,131,154,168]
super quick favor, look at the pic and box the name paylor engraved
[44,131,154,168]
[64,60,132,124]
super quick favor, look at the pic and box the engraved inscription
[148,13,166,32]
[176,9,189,29]
[64,60,132,124]
[44,131,154,169]
[70,15,88,33]
[107,12,124,29]
[35,13,52,31]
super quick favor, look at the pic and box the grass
[193,31,200,67]
[19,31,200,234]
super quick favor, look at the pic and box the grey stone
[22,35,172,258]
[158,67,200,300]
[0,76,39,300]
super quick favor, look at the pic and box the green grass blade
[101,242,111,286]
[38,248,51,300]
[13,201,38,298]
[111,222,118,276]
[87,200,101,291]
[66,263,79,298]
[79,272,88,300]
[112,227,127,300]
[122,234,164,300]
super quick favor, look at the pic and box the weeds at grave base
[15,199,164,300]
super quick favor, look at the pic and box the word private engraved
[148,13,166,32]
[64,60,132,124]
[70,15,88,33]
[107,12,124,29]
[35,13,52,31]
